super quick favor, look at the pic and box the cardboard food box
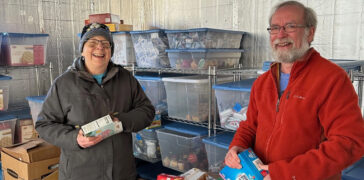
[15,119,35,144]
[89,13,120,24]
[80,114,123,137]
[180,168,207,180]
[4,45,45,66]
[118,24,133,31]
[105,23,118,32]
[1,138,60,180]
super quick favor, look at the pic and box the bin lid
[112,31,131,34]
[330,59,364,71]
[2,108,32,120]
[135,72,192,81]
[165,48,244,53]
[202,132,234,150]
[165,28,246,34]
[0,114,16,121]
[0,75,12,80]
[163,122,208,136]
[262,61,273,71]
[162,75,233,84]
[213,78,256,92]
[2,32,49,37]
[26,95,46,103]
[129,29,165,34]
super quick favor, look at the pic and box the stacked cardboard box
[1,138,60,180]
[85,13,133,32]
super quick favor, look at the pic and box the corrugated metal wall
[0,0,363,105]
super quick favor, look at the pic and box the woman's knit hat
[79,23,114,56]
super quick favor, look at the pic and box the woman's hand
[224,146,245,168]
[77,129,103,148]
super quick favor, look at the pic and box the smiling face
[270,5,315,63]
[81,35,111,75]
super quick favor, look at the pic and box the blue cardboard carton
[219,148,268,180]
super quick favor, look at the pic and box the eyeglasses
[267,24,306,34]
[86,39,111,49]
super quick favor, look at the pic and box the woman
[35,23,155,180]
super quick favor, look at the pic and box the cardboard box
[4,45,45,66]
[0,117,17,148]
[180,168,207,180]
[1,139,60,180]
[42,169,59,180]
[89,13,120,24]
[118,24,133,31]
[105,23,118,32]
[15,119,35,144]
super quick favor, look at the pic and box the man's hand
[77,129,103,148]
[224,146,245,168]
[259,164,271,180]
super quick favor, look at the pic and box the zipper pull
[286,91,291,99]
[276,99,280,112]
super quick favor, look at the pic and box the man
[224,1,364,180]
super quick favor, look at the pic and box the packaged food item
[78,113,123,138]
[180,168,207,180]
[157,173,184,180]
[219,148,268,180]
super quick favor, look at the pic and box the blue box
[220,148,268,180]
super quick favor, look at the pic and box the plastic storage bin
[0,114,17,147]
[163,75,233,122]
[1,33,49,66]
[202,132,234,172]
[165,28,245,49]
[0,33,2,57]
[135,72,190,128]
[213,78,256,130]
[166,49,243,70]
[342,157,364,180]
[0,75,12,111]
[111,31,136,66]
[330,59,364,73]
[156,122,208,172]
[132,128,161,163]
[130,29,170,68]
[26,95,46,126]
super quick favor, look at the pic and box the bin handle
[7,168,18,178]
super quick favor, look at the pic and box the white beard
[271,30,310,63]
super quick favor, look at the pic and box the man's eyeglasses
[86,39,111,49]
[267,24,306,34]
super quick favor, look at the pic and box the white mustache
[273,38,294,46]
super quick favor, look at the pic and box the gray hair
[269,1,317,29]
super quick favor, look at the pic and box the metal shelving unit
[129,64,260,136]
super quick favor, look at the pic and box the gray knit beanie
[79,23,114,56]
